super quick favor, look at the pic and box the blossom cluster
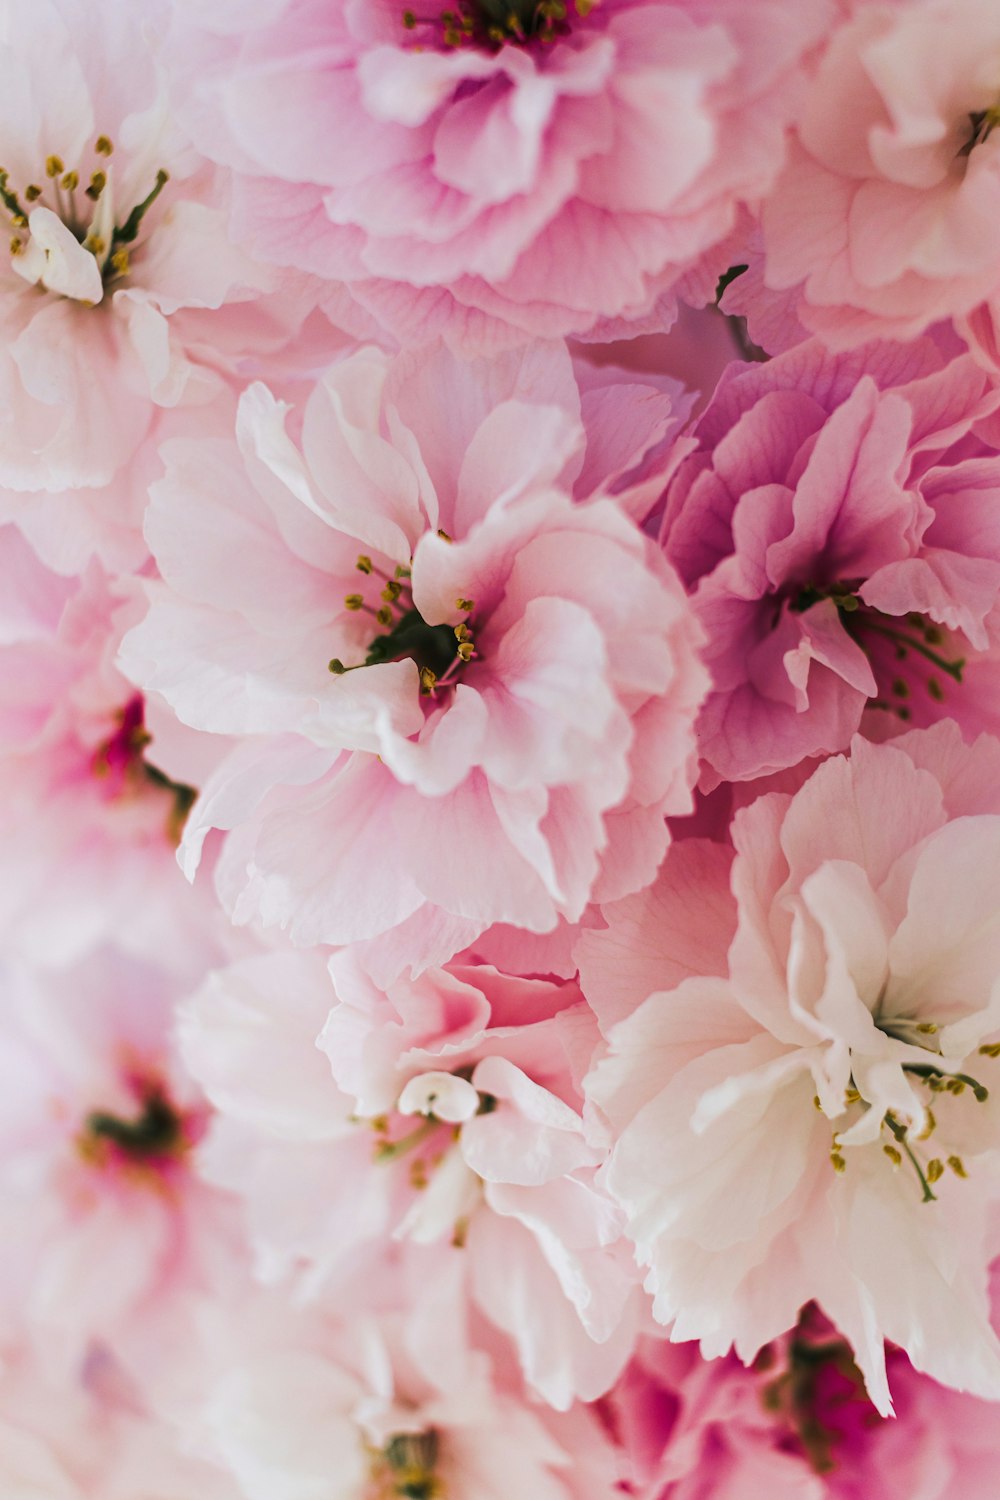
[10,0,1000,1493]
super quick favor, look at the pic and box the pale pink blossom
[0,0,313,566]
[761,0,1000,355]
[172,0,832,349]
[122,341,706,972]
[194,1263,623,1500]
[180,947,644,1409]
[0,1342,242,1500]
[585,725,1000,1413]
[661,335,1000,788]
[0,939,242,1372]
[0,532,220,967]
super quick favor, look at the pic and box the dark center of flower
[92,695,197,842]
[758,1307,880,1474]
[960,102,1000,159]
[80,1080,186,1168]
[376,1430,442,1500]
[1,133,168,290]
[824,1004,998,1204]
[400,0,593,51]
[788,582,966,723]
[329,551,477,696]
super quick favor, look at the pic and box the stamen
[112,167,168,247]
[372,1118,439,1162]
[903,1063,988,1102]
[884,1113,937,1203]
[854,618,965,682]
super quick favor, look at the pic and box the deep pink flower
[661,335,1000,787]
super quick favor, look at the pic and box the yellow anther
[110,248,130,278]
[830,1150,846,1173]
[95,135,113,156]
[375,605,394,627]
[918,1108,936,1140]
[83,235,106,256]
[60,170,79,191]
[812,1095,822,1111]
[883,1145,902,1166]
[85,170,106,200]
[344,593,365,611]
[457,641,474,662]
[24,184,41,201]
[927,1158,945,1183]
[394,564,412,580]
[381,580,402,603]
[456,597,474,613]
[916,1022,938,1034]
[419,667,438,695]
[45,155,64,178]
[979,1042,1000,1057]
[454,622,472,642]
[948,1155,968,1178]
[9,236,22,255]
[370,1115,389,1134]
[946,1078,966,1095]
[844,1087,861,1105]
[436,529,453,543]
[356,554,373,574]
[451,1217,469,1248]
[409,1159,428,1189]
[402,8,417,26]
[328,659,347,675]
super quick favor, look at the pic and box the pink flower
[759,1306,1000,1500]
[173,0,831,348]
[584,725,1000,1413]
[194,1266,623,1500]
[123,341,706,972]
[180,947,644,1409]
[0,1343,242,1500]
[601,1335,826,1499]
[761,0,1000,354]
[0,0,311,566]
[661,335,1000,787]
[0,939,241,1372]
[0,532,216,967]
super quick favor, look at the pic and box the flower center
[400,0,594,50]
[78,1077,192,1179]
[372,1430,443,1500]
[329,553,477,696]
[758,1308,879,1473]
[823,1016,999,1203]
[2,134,168,297]
[789,583,966,722]
[960,100,1000,158]
[92,695,197,842]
